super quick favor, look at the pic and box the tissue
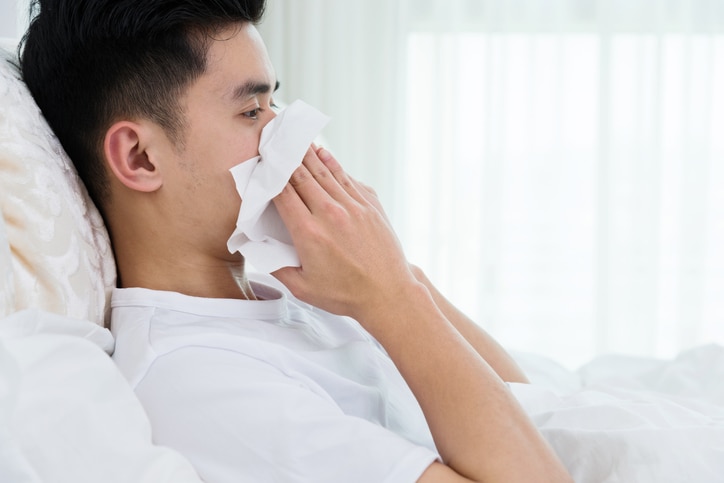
[226,100,330,273]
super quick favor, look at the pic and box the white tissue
[226,100,330,273]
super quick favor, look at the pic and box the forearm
[357,282,570,483]
[410,266,529,383]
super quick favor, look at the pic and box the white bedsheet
[512,346,724,482]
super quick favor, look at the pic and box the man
[21,1,571,481]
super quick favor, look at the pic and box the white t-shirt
[111,274,439,483]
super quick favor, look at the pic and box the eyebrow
[230,80,281,102]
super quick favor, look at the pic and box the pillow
[0,46,116,326]
[0,309,204,483]
[0,214,13,317]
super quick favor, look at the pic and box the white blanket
[2,307,722,482]
[512,346,724,482]
[0,309,203,483]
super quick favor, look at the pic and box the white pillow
[0,309,204,483]
[0,47,116,326]
[0,214,13,317]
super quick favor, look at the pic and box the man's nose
[265,105,278,124]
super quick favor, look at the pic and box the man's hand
[272,146,419,324]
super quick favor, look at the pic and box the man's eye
[242,108,260,119]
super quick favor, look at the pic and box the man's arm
[272,148,572,483]
[333,155,529,384]
[409,265,529,383]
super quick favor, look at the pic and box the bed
[2,42,723,483]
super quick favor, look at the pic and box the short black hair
[20,0,266,210]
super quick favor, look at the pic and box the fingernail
[318,148,331,162]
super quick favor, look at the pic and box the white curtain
[6,0,724,368]
[4,0,724,368]
[0,0,29,40]
[260,0,724,368]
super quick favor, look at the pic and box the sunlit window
[400,30,724,368]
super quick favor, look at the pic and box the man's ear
[104,121,163,192]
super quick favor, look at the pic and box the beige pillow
[0,47,116,326]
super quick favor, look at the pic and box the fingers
[312,147,391,223]
[314,147,368,205]
[272,147,342,227]
[272,178,312,234]
[272,147,349,236]
[271,265,303,295]
[290,147,348,209]
[286,147,369,214]
[274,145,384,229]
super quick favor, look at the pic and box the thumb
[271,265,304,295]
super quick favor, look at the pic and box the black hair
[19,0,266,210]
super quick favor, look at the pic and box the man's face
[161,23,278,261]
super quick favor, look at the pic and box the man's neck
[118,255,256,300]
[113,241,258,300]
[105,190,258,300]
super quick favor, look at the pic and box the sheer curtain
[8,0,724,368]
[396,1,724,368]
[260,0,724,368]
[5,0,724,368]
[0,0,28,40]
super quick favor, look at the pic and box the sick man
[21,1,571,481]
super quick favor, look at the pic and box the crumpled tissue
[226,100,330,273]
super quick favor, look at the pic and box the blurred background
[4,0,724,368]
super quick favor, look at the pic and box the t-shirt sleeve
[134,346,439,483]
